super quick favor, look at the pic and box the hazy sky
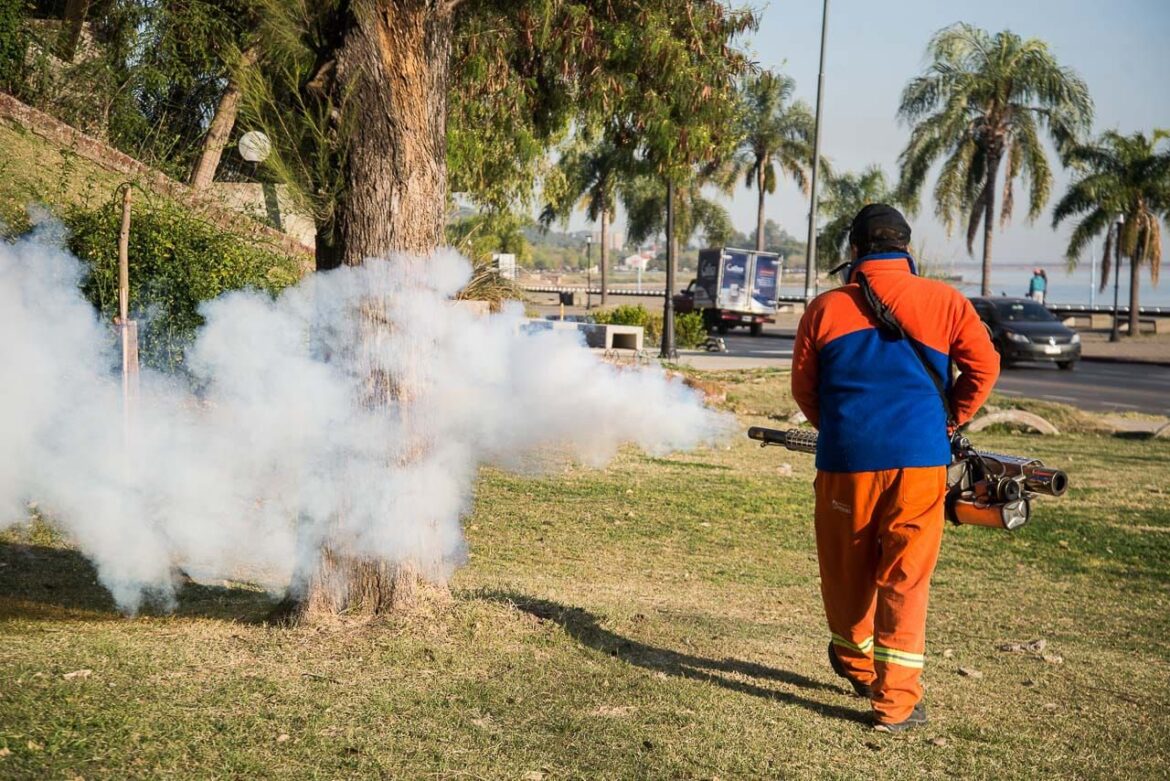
[729,0,1170,267]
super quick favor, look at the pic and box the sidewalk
[1077,331,1170,366]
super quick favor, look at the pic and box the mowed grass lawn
[1,370,1168,779]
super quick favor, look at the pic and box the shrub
[0,0,26,93]
[593,304,707,350]
[64,198,303,372]
[674,311,707,349]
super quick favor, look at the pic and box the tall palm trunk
[1128,247,1142,336]
[290,0,454,621]
[599,208,609,306]
[980,151,1002,296]
[755,164,766,252]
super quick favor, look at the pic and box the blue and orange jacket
[791,254,1000,473]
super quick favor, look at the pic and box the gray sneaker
[873,702,928,732]
[827,641,873,698]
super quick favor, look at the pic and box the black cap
[849,203,911,250]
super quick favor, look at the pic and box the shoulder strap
[855,272,957,430]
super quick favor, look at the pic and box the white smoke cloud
[0,230,732,613]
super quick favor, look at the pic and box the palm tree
[621,161,737,258]
[816,166,903,270]
[540,135,626,305]
[735,70,815,251]
[897,23,1093,295]
[1053,130,1170,336]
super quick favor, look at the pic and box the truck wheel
[749,323,762,337]
[716,321,729,335]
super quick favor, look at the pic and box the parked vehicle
[673,248,780,336]
[969,297,1081,370]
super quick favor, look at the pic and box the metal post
[660,178,678,359]
[1110,216,1123,342]
[1089,246,1096,309]
[803,0,830,302]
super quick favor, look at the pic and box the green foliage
[673,310,707,349]
[726,219,805,258]
[64,196,301,371]
[1052,129,1169,331]
[0,0,28,92]
[816,166,904,269]
[593,304,706,349]
[622,163,737,250]
[734,70,815,245]
[897,23,1093,293]
[8,1,256,180]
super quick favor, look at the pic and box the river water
[778,260,1168,308]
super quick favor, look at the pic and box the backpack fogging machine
[746,427,1068,531]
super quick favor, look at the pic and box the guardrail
[1047,302,1169,316]
[522,286,808,305]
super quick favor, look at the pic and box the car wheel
[1057,360,1076,371]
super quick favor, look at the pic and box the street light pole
[660,178,678,360]
[803,0,830,302]
[1110,216,1124,342]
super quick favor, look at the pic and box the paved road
[693,334,1169,416]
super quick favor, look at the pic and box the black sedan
[969,297,1081,370]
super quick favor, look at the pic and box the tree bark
[980,152,1001,296]
[756,164,766,252]
[599,208,609,306]
[291,0,455,622]
[189,49,259,191]
[335,0,451,265]
[58,0,90,62]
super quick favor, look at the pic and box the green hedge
[592,304,707,349]
[65,199,303,372]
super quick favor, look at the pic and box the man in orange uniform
[791,204,999,731]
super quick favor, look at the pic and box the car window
[969,300,993,321]
[992,300,1056,322]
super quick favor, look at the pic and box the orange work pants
[814,466,946,724]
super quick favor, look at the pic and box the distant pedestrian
[1028,269,1047,304]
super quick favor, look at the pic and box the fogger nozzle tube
[746,426,1068,532]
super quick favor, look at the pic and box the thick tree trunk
[58,0,90,62]
[1128,249,1141,337]
[291,0,454,622]
[189,49,258,191]
[335,0,451,265]
[599,208,609,306]
[756,165,766,252]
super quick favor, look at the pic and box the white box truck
[674,248,781,336]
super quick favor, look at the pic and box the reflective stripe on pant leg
[871,465,946,723]
[815,470,886,688]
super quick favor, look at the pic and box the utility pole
[803,0,830,302]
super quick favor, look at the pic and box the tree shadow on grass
[0,540,279,622]
[477,589,869,725]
